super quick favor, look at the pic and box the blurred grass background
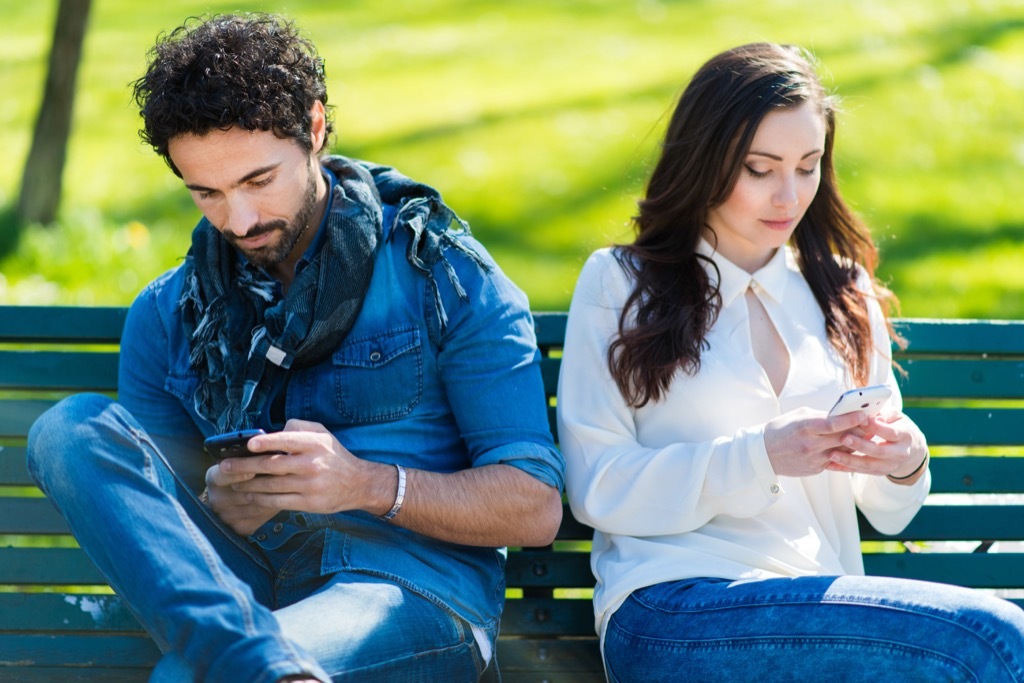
[1,0,1022,316]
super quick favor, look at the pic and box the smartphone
[204,428,270,461]
[828,385,893,417]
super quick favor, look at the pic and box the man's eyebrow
[184,163,280,193]
[748,149,823,161]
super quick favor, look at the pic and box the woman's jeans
[604,576,1024,682]
[26,394,485,683]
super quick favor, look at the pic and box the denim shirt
[117,168,564,639]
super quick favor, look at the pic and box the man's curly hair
[132,13,334,175]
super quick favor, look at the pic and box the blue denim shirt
[117,166,564,639]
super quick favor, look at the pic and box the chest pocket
[333,326,423,423]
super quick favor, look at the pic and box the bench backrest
[3,307,1024,681]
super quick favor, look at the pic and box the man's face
[168,126,324,275]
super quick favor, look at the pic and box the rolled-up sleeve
[432,235,565,492]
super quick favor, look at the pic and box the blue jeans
[27,394,485,682]
[604,576,1024,682]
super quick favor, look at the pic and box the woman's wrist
[887,452,929,483]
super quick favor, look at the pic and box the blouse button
[770,484,780,494]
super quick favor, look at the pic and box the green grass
[1,0,1023,315]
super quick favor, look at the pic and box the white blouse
[556,241,929,641]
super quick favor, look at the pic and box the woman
[557,43,1024,681]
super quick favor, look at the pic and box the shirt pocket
[333,326,423,423]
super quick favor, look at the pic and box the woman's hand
[763,408,869,477]
[764,408,928,482]
[827,412,929,484]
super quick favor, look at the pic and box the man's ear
[309,101,327,154]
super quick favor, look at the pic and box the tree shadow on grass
[877,212,1024,266]
[816,15,1024,95]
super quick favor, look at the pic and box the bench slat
[505,551,594,589]
[532,312,567,349]
[496,639,602,681]
[894,318,1024,356]
[0,351,119,391]
[0,447,32,487]
[898,358,1024,399]
[0,548,107,585]
[860,506,1024,542]
[0,498,68,535]
[905,407,1024,446]
[0,634,158,668]
[0,666,148,682]
[0,400,59,440]
[0,306,127,344]
[0,594,140,632]
[863,552,1024,587]
[927,456,1024,493]
[4,454,1021,500]
[4,406,1017,458]
[495,598,595,637]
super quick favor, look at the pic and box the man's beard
[227,165,320,269]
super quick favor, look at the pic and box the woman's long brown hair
[609,43,900,407]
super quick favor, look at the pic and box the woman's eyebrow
[748,149,823,161]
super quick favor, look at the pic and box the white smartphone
[828,384,892,417]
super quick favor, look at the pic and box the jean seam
[606,627,978,680]
[127,423,261,639]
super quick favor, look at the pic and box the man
[26,13,563,683]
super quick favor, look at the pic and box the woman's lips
[761,218,795,231]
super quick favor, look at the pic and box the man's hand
[205,419,395,536]
[206,418,562,547]
[204,461,279,536]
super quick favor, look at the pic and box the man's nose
[223,196,260,237]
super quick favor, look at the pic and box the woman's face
[704,100,827,273]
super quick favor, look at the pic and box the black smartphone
[204,428,269,461]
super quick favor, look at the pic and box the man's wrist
[380,464,406,522]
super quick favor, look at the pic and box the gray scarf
[180,155,487,433]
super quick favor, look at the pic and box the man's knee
[26,393,121,486]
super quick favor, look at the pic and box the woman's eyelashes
[743,163,819,179]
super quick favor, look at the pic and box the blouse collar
[697,238,792,307]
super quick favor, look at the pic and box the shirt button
[770,484,780,494]
[256,533,267,541]
[272,522,284,533]
[369,351,382,362]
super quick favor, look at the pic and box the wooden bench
[2,306,1024,682]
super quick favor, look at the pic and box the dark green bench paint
[2,306,1024,682]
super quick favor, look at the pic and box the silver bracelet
[381,464,406,521]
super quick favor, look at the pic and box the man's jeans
[604,575,1024,682]
[27,394,484,682]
